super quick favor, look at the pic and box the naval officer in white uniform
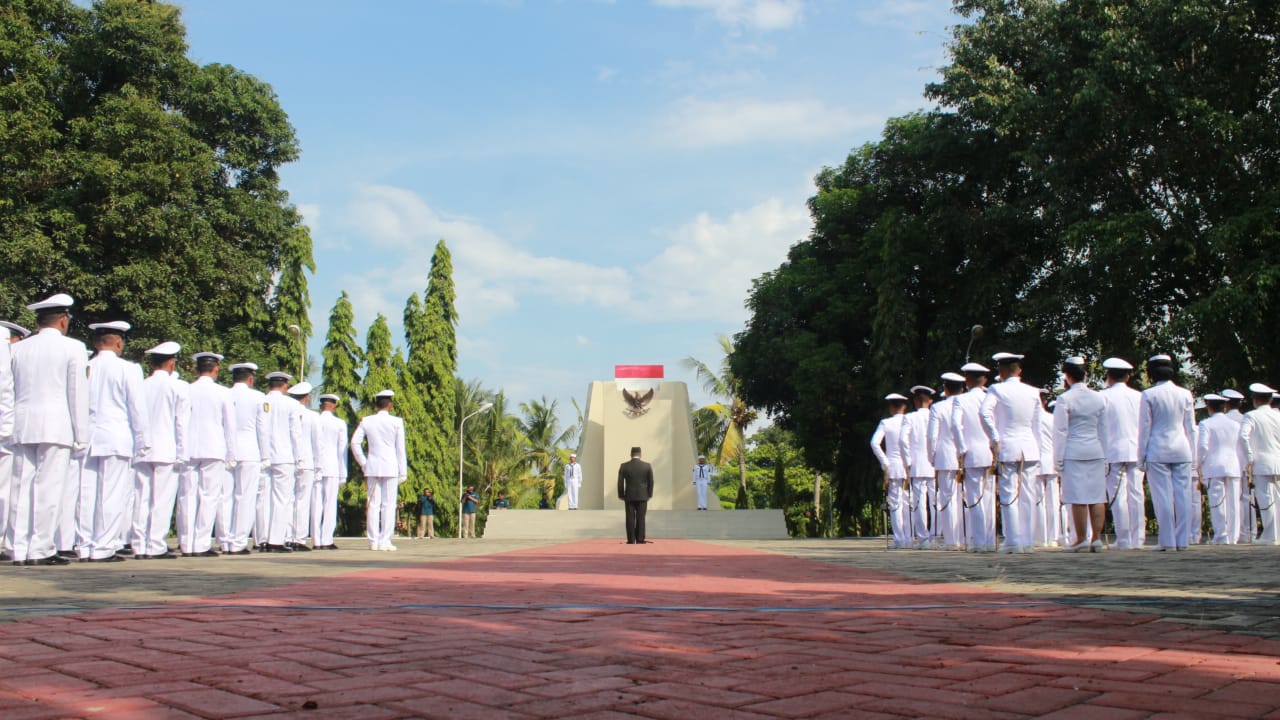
[1197,393,1241,544]
[226,362,269,554]
[980,352,1043,553]
[1137,354,1195,551]
[351,389,407,551]
[1239,382,1280,544]
[178,352,236,556]
[312,393,348,549]
[1101,358,1144,549]
[691,454,712,510]
[928,372,966,549]
[133,341,187,559]
[564,452,583,509]
[260,372,303,552]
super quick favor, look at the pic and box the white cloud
[655,0,805,31]
[596,66,618,83]
[576,335,590,346]
[659,96,880,147]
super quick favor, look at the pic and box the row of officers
[1,294,409,566]
[872,352,1280,553]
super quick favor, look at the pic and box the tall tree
[683,334,758,509]
[362,314,397,406]
[518,397,574,503]
[269,225,315,377]
[408,241,459,509]
[320,291,363,432]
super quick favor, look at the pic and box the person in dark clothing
[617,446,654,544]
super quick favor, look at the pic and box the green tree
[362,314,397,407]
[320,291,363,431]
[407,241,459,504]
[269,225,314,377]
[518,396,574,505]
[683,334,758,508]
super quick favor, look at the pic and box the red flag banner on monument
[615,365,662,417]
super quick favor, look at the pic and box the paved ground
[1,537,1279,719]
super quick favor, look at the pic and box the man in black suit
[617,446,654,544]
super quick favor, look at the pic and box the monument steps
[482,509,789,540]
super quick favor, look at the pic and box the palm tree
[519,396,575,502]
[682,334,758,509]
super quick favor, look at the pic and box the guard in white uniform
[312,393,348,549]
[1101,358,1145,549]
[900,385,936,547]
[1035,389,1062,548]
[1054,357,1109,552]
[1137,354,1195,551]
[260,372,303,552]
[871,393,910,549]
[1239,382,1280,544]
[133,342,187,559]
[81,322,150,562]
[1197,394,1240,544]
[177,352,236,556]
[980,352,1042,553]
[350,389,407,551]
[286,382,318,551]
[691,454,712,510]
[0,323,17,560]
[564,452,583,509]
[953,363,995,552]
[928,372,966,549]
[9,295,89,566]
[225,363,269,554]
[1222,389,1255,542]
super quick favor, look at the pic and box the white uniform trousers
[1205,477,1239,544]
[0,450,12,553]
[84,456,133,560]
[1107,462,1146,548]
[693,480,709,510]
[996,461,1037,549]
[885,478,910,548]
[963,467,995,551]
[133,461,179,556]
[1146,461,1192,549]
[75,453,97,557]
[176,460,225,554]
[291,468,315,543]
[215,467,234,551]
[9,444,72,562]
[366,476,399,547]
[254,466,271,546]
[1239,479,1257,543]
[56,452,85,553]
[1255,476,1279,544]
[934,471,963,548]
[312,475,340,546]
[1190,480,1204,544]
[1032,474,1060,547]
[266,463,295,546]
[566,480,581,510]
[908,477,933,545]
[228,461,260,552]
[118,480,137,549]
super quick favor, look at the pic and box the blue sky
[174,0,958,421]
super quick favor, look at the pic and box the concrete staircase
[482,509,789,540]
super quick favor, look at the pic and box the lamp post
[964,324,984,363]
[287,324,305,379]
[458,402,494,538]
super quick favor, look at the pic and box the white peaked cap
[1148,353,1173,364]
[1203,393,1226,402]
[909,385,935,395]
[145,341,181,355]
[1102,357,1134,370]
[88,321,131,333]
[1221,389,1245,400]
[0,320,31,338]
[26,293,74,312]
[940,372,965,383]
[287,381,313,396]
[374,389,395,399]
[1063,356,1086,366]
[960,362,990,374]
[193,351,223,361]
[318,393,339,402]
[884,393,908,402]
[265,371,292,381]
[991,352,1024,363]
[1248,382,1276,395]
[229,362,258,372]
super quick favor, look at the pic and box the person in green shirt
[416,489,436,539]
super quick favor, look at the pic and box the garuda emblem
[622,388,655,417]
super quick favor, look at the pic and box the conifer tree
[270,226,315,377]
[320,291,363,432]
[407,241,459,501]
[362,314,398,407]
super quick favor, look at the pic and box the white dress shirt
[1138,380,1195,464]
[1101,383,1142,463]
[1037,407,1055,471]
[1197,412,1242,478]
[261,390,303,465]
[0,331,13,445]
[230,382,270,463]
[1240,405,1280,475]
[295,405,318,471]
[564,461,583,486]
[315,410,350,479]
[185,376,236,462]
[899,408,934,477]
[870,414,907,479]
[10,326,89,448]
[1052,383,1108,465]
[139,370,189,464]
[86,350,150,458]
[952,387,993,468]
[980,376,1042,463]
[350,410,407,479]
[927,396,960,472]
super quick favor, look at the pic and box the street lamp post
[458,402,494,538]
[287,324,305,379]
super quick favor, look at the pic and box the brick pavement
[2,539,1280,719]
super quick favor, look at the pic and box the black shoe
[35,555,70,566]
[626,541,636,544]
[0,552,11,561]
[12,560,24,566]
[265,544,293,553]
[89,555,126,563]
[181,552,199,557]
[288,542,312,552]
[56,550,77,559]
[116,546,134,556]
[151,552,178,560]
[229,548,252,555]
[325,544,339,550]
[198,549,221,557]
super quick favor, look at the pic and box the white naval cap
[265,371,292,381]
[1148,353,1173,365]
[1203,393,1226,402]
[229,362,258,373]
[88,321,131,333]
[991,352,1024,363]
[1101,357,1134,370]
[26,293,74,312]
[1248,382,1276,395]
[1221,388,1245,400]
[318,393,340,402]
[1062,356,1086,366]
[909,385,935,396]
[1195,397,1206,410]
[287,381,313,396]
[884,393,908,402]
[193,351,224,362]
[940,372,965,383]
[0,320,31,338]
[960,362,990,374]
[145,341,181,356]
[374,389,395,399]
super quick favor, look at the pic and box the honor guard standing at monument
[928,372,966,550]
[1101,358,1144,549]
[1197,393,1241,544]
[177,352,236,557]
[260,372,303,552]
[286,382,318,551]
[692,454,712,510]
[953,362,995,552]
[900,385,936,548]
[1239,382,1280,544]
[351,389,407,551]
[617,446,654,544]
[226,363,268,554]
[1036,388,1062,548]
[81,322,150,562]
[1222,388,1256,542]
[9,295,88,566]
[133,341,187,559]
[871,393,911,549]
[312,393,348,549]
[980,352,1043,554]
[564,452,582,509]
[1137,354,1196,551]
